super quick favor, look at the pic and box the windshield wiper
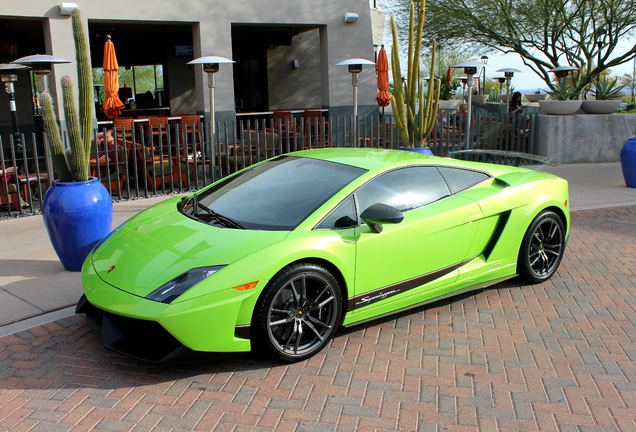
[196,203,244,229]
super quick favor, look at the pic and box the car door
[350,166,483,311]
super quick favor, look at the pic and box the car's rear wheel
[252,263,342,362]
[518,210,565,283]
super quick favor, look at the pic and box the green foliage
[41,10,93,182]
[439,73,460,100]
[390,0,441,148]
[415,0,636,95]
[592,76,625,100]
[487,91,500,102]
[547,79,581,101]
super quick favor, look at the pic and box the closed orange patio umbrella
[375,45,390,108]
[102,35,125,119]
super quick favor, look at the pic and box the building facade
[0,0,381,137]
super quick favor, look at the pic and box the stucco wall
[267,30,323,110]
[2,0,377,122]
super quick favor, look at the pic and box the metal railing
[1,111,538,218]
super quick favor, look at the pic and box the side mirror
[360,203,404,233]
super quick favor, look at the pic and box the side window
[356,167,450,213]
[316,195,358,230]
[438,166,490,194]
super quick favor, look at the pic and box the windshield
[181,156,366,230]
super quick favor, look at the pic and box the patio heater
[0,63,30,154]
[548,66,579,88]
[494,76,506,98]
[452,61,484,148]
[12,54,70,182]
[11,54,71,93]
[459,77,468,97]
[336,58,375,145]
[187,55,234,180]
[480,55,488,95]
[495,68,522,106]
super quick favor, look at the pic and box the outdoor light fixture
[343,13,359,23]
[336,58,375,144]
[480,55,489,95]
[452,61,485,147]
[495,68,522,106]
[595,28,607,66]
[11,54,70,91]
[187,55,234,179]
[0,63,29,152]
[59,2,79,16]
[549,66,579,87]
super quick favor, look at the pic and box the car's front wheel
[518,210,566,283]
[252,263,342,362]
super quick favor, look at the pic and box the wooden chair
[90,147,131,196]
[175,115,210,188]
[272,110,298,152]
[222,130,279,174]
[113,117,135,146]
[146,116,170,153]
[135,146,182,193]
[0,167,27,210]
[180,115,203,150]
[303,109,329,149]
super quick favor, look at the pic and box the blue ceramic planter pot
[620,138,636,188]
[42,178,113,271]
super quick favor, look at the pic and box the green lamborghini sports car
[77,148,569,363]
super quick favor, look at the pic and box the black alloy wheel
[518,210,566,283]
[252,263,342,362]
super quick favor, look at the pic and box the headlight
[146,266,224,304]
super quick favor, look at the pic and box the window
[316,196,358,230]
[438,167,490,194]
[92,64,164,107]
[356,167,451,213]
[191,156,365,231]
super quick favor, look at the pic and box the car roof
[288,148,520,176]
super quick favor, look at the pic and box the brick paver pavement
[1,206,635,432]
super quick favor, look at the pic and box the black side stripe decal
[348,257,476,310]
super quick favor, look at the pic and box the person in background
[508,91,524,114]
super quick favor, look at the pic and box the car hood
[90,206,289,297]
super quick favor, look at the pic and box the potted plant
[390,0,440,150]
[581,76,625,114]
[539,80,582,115]
[437,67,461,111]
[40,10,113,271]
[465,89,489,104]
[524,89,548,103]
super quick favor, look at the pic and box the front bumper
[78,265,262,363]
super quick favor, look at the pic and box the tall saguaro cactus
[390,0,440,148]
[41,10,94,182]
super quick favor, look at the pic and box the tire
[517,210,566,284]
[252,263,342,362]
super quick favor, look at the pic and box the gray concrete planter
[464,95,489,104]
[538,99,582,115]
[438,99,462,112]
[581,99,621,114]
[524,93,549,102]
